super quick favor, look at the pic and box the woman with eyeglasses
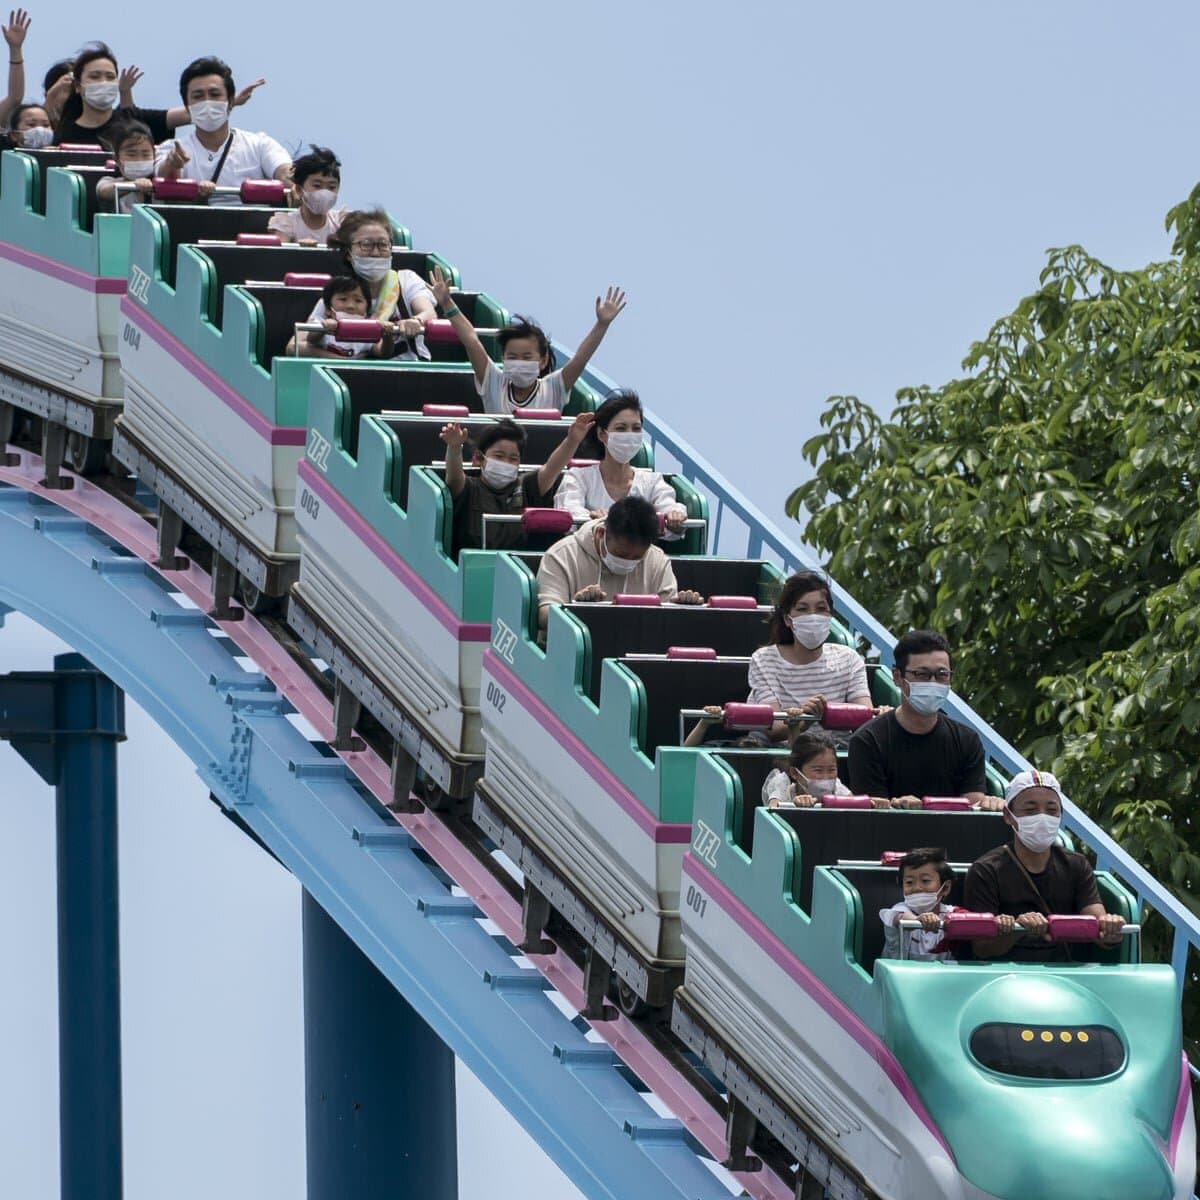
[288,209,436,360]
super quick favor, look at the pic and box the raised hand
[428,265,453,310]
[2,8,29,51]
[233,77,266,108]
[118,64,143,106]
[161,140,190,174]
[565,411,595,447]
[439,422,468,449]
[595,286,626,326]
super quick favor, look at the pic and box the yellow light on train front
[1040,1031,1053,1043]
[1020,1030,1034,1042]
[1060,1031,1073,1043]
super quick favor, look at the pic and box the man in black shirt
[964,769,1125,962]
[847,629,999,809]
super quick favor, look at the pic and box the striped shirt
[747,643,870,709]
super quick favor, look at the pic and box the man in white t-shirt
[155,55,291,204]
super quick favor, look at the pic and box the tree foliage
[788,187,1200,914]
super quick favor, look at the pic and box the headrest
[283,272,331,288]
[721,702,774,730]
[666,647,717,660]
[612,594,661,607]
[921,796,971,811]
[941,913,998,939]
[331,318,383,342]
[236,232,283,246]
[880,851,907,866]
[517,408,561,420]
[239,179,286,205]
[820,702,874,730]
[522,508,573,535]
[422,319,458,344]
[151,177,201,201]
[421,404,470,418]
[818,794,873,809]
[1047,915,1099,942]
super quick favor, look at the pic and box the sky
[3,1,1199,1196]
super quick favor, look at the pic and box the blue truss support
[0,484,737,1200]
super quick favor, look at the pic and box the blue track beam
[0,650,126,1200]
[303,890,457,1200]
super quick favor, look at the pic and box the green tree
[787,188,1200,911]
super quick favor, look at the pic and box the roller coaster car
[674,753,1195,1200]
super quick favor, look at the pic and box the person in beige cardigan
[535,496,703,629]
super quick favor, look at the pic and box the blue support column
[303,890,458,1200]
[0,651,126,1200]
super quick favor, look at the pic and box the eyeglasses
[350,239,391,253]
[903,668,953,683]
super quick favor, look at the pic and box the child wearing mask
[554,389,687,534]
[439,413,594,554]
[760,730,854,807]
[428,266,625,415]
[269,144,345,245]
[295,276,399,359]
[95,120,156,212]
[880,847,959,961]
[2,101,52,148]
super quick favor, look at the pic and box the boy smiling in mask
[963,769,1125,961]
[847,629,999,809]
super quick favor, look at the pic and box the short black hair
[179,55,235,104]
[604,495,658,546]
[57,42,117,132]
[106,119,155,159]
[43,59,73,93]
[499,315,555,374]
[594,388,642,430]
[293,144,341,187]
[788,730,838,772]
[322,275,370,309]
[897,847,954,888]
[475,418,526,457]
[768,571,834,645]
[10,102,49,129]
[893,629,951,674]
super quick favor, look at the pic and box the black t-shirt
[55,105,171,148]
[846,710,985,798]
[451,471,556,554]
[963,843,1101,962]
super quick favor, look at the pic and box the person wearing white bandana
[535,496,703,629]
[963,768,1125,961]
[847,628,997,809]
[155,55,286,204]
[745,571,877,745]
[879,847,961,962]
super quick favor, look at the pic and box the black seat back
[769,807,1007,915]
[618,657,751,756]
[149,204,276,284]
[715,749,791,837]
[239,285,324,365]
[669,557,774,601]
[332,366,483,452]
[830,865,915,970]
[565,603,769,700]
[19,148,108,211]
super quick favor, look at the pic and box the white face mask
[20,126,54,148]
[599,533,641,576]
[805,776,839,799]
[1013,812,1061,854]
[904,890,944,915]
[189,100,229,132]
[83,81,120,110]
[303,187,338,215]
[605,430,643,464]
[121,159,155,179]
[481,458,519,489]
[504,359,540,389]
[907,681,950,715]
[350,254,391,282]
[790,613,832,650]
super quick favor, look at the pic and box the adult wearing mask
[963,769,1125,961]
[287,209,435,360]
[553,389,687,535]
[847,628,998,809]
[52,41,175,146]
[156,55,284,202]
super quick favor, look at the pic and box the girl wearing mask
[428,266,625,415]
[269,144,345,245]
[761,730,854,807]
[289,210,435,360]
[748,571,875,743]
[95,120,156,212]
[3,102,52,148]
[553,390,687,534]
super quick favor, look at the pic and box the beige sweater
[536,520,678,610]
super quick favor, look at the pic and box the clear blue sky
[2,1,1198,1196]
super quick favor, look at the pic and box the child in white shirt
[295,276,397,359]
[880,847,958,962]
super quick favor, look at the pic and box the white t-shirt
[267,205,346,245]
[155,127,291,205]
[554,464,682,520]
[747,643,870,710]
[761,768,852,807]
[478,359,569,415]
[305,268,434,362]
[879,901,956,962]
